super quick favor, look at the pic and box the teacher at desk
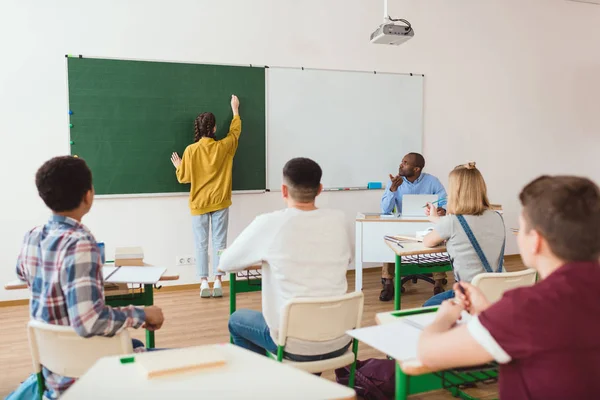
[379,152,447,302]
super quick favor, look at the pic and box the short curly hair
[35,156,93,212]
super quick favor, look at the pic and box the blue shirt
[380,173,447,214]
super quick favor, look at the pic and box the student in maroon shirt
[416,175,600,400]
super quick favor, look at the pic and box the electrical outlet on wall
[175,255,196,266]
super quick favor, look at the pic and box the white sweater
[218,207,351,355]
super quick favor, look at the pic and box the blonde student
[171,95,241,298]
[422,162,505,306]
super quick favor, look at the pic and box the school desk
[384,239,452,310]
[373,308,499,400]
[5,265,180,349]
[60,343,357,400]
[355,213,434,291]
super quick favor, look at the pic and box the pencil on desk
[384,236,404,248]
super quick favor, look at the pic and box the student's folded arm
[423,230,445,247]
[175,148,191,184]
[218,214,270,273]
[61,240,146,338]
[418,324,495,370]
[424,216,452,247]
[380,181,396,214]
[220,116,242,155]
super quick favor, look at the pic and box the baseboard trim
[0,299,29,308]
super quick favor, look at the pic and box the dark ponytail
[194,112,216,142]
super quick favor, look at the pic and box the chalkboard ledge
[95,190,266,199]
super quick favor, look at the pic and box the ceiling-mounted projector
[370,0,413,46]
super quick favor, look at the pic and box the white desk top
[61,344,356,400]
[104,266,166,284]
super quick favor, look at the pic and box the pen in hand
[423,198,447,208]
[455,272,466,296]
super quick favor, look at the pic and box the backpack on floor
[5,373,41,400]
[335,358,395,400]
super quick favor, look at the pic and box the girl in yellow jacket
[171,95,241,298]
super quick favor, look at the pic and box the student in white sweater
[218,158,352,361]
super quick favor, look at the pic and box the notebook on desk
[347,311,471,361]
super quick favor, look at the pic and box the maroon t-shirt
[478,261,600,399]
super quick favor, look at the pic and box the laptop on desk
[401,194,438,218]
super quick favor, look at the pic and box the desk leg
[229,273,236,344]
[354,222,363,291]
[394,254,401,311]
[143,284,155,349]
[229,273,237,315]
[396,363,409,400]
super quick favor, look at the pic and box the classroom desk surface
[60,343,357,400]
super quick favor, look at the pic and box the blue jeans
[423,289,455,307]
[228,309,350,362]
[192,208,229,278]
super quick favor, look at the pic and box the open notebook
[347,310,471,362]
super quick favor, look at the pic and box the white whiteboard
[266,68,423,190]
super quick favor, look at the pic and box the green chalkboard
[67,57,266,195]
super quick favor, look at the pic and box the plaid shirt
[16,215,146,399]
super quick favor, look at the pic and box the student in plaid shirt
[16,156,165,399]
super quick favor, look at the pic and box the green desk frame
[228,269,262,343]
[385,308,499,400]
[228,272,262,316]
[105,284,155,348]
[393,254,453,311]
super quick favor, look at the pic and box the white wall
[1,0,599,300]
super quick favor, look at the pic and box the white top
[219,208,351,354]
[60,344,356,400]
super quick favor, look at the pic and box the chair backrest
[27,320,133,378]
[471,269,537,304]
[277,292,364,345]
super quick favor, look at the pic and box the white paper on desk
[106,266,166,284]
[347,322,422,362]
[403,311,472,330]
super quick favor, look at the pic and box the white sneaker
[212,279,223,298]
[200,280,211,298]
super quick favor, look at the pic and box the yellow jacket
[176,116,242,215]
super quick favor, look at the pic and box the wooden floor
[0,258,525,399]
